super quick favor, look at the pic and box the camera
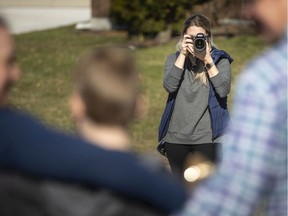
[193,33,206,52]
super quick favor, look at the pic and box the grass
[10,25,265,155]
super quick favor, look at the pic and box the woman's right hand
[181,34,194,56]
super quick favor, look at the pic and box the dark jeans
[165,142,220,180]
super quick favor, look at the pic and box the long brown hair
[177,14,213,86]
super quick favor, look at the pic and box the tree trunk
[91,0,111,18]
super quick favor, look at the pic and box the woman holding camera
[162,14,232,179]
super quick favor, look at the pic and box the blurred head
[0,17,20,106]
[70,46,141,127]
[242,0,287,42]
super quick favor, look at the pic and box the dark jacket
[0,172,164,216]
[0,108,187,214]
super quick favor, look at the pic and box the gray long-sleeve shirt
[163,53,231,145]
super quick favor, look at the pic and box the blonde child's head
[71,46,141,127]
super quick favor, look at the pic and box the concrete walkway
[0,0,89,7]
[0,7,90,34]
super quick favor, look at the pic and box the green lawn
[11,25,265,154]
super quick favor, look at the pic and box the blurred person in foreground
[0,16,187,215]
[174,0,287,215]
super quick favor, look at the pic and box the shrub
[111,0,210,38]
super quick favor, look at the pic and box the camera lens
[193,33,206,52]
[194,38,206,51]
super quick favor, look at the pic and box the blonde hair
[73,46,140,126]
[176,14,213,86]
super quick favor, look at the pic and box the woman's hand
[180,34,194,56]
